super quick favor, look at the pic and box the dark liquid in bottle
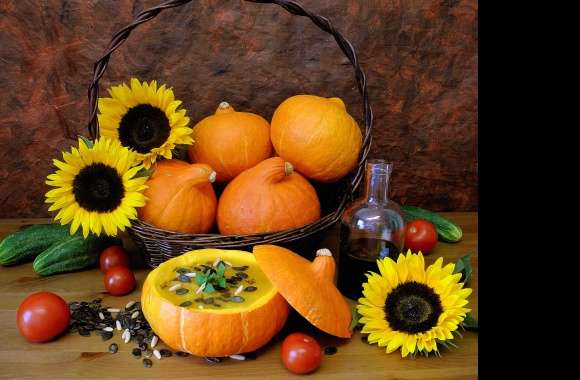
[338,226,401,300]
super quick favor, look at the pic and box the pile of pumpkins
[139,94,363,235]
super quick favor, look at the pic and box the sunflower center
[118,104,170,153]
[73,163,125,212]
[384,281,443,334]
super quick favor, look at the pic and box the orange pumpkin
[138,159,217,234]
[141,248,289,357]
[270,95,362,183]
[217,157,321,235]
[253,245,352,338]
[188,102,273,183]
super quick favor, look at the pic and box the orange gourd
[217,157,321,235]
[141,248,289,357]
[188,102,273,183]
[270,95,362,183]
[253,245,352,338]
[138,159,217,234]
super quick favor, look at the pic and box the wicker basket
[87,0,373,267]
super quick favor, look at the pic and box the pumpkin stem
[215,101,235,115]
[208,171,217,183]
[284,162,294,176]
[311,248,336,281]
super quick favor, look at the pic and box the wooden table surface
[0,213,478,379]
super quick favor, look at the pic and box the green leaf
[78,135,94,148]
[134,167,153,179]
[453,253,473,283]
[195,274,206,286]
[204,283,215,293]
[216,263,225,277]
[349,306,362,331]
[218,277,226,288]
[462,313,478,330]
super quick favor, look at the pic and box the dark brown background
[0,0,477,218]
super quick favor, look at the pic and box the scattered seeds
[131,311,140,319]
[175,288,189,295]
[324,346,338,355]
[234,285,244,296]
[244,286,257,292]
[126,300,136,309]
[179,301,192,307]
[151,335,158,348]
[175,351,190,357]
[107,308,120,313]
[159,349,172,358]
[178,274,191,283]
[232,266,248,271]
[78,329,90,337]
[229,354,245,361]
[132,348,142,358]
[205,357,223,364]
[98,312,105,320]
[184,272,196,278]
[102,326,113,332]
[100,331,113,341]
[230,296,245,303]
[236,272,249,279]
[153,349,162,360]
[116,320,122,331]
[175,267,189,274]
[142,358,153,368]
[109,343,118,354]
[169,283,182,292]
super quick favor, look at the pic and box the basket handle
[87,0,373,191]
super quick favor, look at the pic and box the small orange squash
[270,95,362,183]
[141,248,289,357]
[188,102,273,183]
[217,157,321,235]
[138,159,217,234]
[253,245,352,338]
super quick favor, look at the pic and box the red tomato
[16,292,70,343]
[281,333,323,374]
[99,245,130,273]
[104,266,136,296]
[404,219,438,254]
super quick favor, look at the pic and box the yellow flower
[97,78,193,168]
[45,137,148,238]
[357,250,472,358]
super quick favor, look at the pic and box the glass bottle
[337,160,405,300]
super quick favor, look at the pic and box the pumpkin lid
[253,245,352,338]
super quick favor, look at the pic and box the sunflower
[45,137,148,238]
[357,251,472,358]
[97,78,193,168]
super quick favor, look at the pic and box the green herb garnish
[195,262,227,294]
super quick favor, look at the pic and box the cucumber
[0,224,72,266]
[401,205,463,243]
[33,234,119,276]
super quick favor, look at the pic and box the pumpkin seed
[244,286,257,292]
[168,283,182,292]
[102,326,114,332]
[245,279,256,285]
[184,272,196,278]
[203,298,215,305]
[125,300,136,309]
[98,312,105,320]
[175,351,190,357]
[236,272,249,279]
[178,274,191,283]
[229,354,245,360]
[153,349,162,360]
[176,288,189,295]
[132,348,142,358]
[142,358,152,368]
[116,320,122,331]
[229,296,245,303]
[324,346,338,355]
[175,267,189,274]
[109,343,118,353]
[232,266,248,271]
[194,297,205,303]
[107,308,120,313]
[131,311,140,319]
[160,349,172,358]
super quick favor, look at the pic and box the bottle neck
[363,160,392,205]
